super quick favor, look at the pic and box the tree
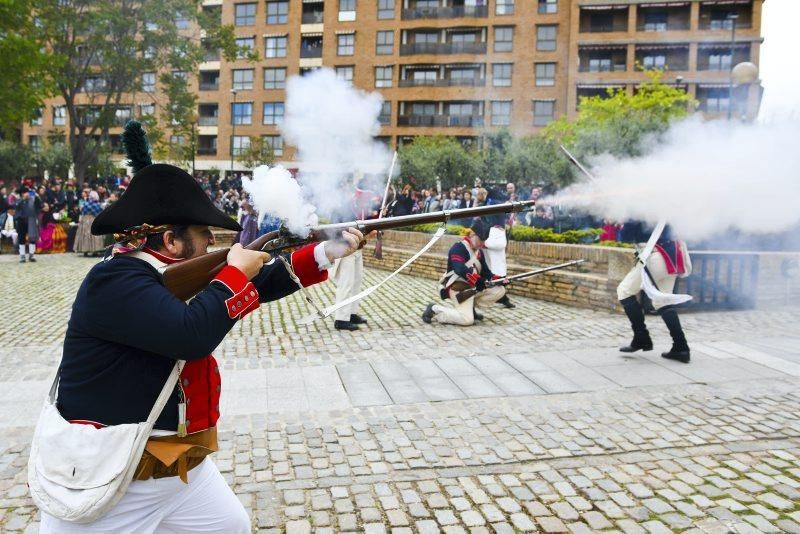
[544,69,694,160]
[236,136,274,170]
[0,141,34,181]
[34,140,73,179]
[0,0,54,135]
[502,136,573,189]
[398,136,482,189]
[33,0,240,181]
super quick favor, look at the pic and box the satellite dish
[732,62,759,86]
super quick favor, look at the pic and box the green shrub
[401,224,604,245]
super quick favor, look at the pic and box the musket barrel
[311,200,535,237]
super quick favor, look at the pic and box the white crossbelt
[297,226,447,325]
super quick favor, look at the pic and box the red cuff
[214,266,261,320]
[290,244,328,287]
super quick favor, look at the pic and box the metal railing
[301,12,324,23]
[400,41,487,55]
[675,253,759,310]
[636,21,690,32]
[579,22,629,33]
[198,116,218,126]
[300,47,322,58]
[197,147,217,155]
[401,5,488,20]
[398,77,485,87]
[397,114,483,127]
[199,82,219,91]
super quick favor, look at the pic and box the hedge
[400,224,603,244]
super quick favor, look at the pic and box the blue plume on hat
[122,120,153,174]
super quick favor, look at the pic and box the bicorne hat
[469,217,491,241]
[91,121,242,235]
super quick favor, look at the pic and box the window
[29,135,40,152]
[643,11,668,32]
[413,69,437,83]
[267,1,288,24]
[535,63,556,86]
[589,58,611,72]
[263,135,283,157]
[231,135,250,156]
[30,108,43,126]
[82,76,107,92]
[138,72,155,93]
[449,68,476,81]
[495,0,513,15]
[375,66,393,88]
[537,25,557,51]
[411,102,436,115]
[170,135,185,146]
[234,3,257,26]
[232,69,254,90]
[377,0,394,19]
[231,102,253,125]
[114,106,132,126]
[538,0,557,14]
[339,0,356,21]
[642,54,666,69]
[335,65,354,82]
[138,103,155,117]
[376,31,393,55]
[447,102,473,116]
[492,63,512,87]
[708,52,732,71]
[174,12,190,29]
[143,46,156,59]
[701,90,729,113]
[53,106,66,126]
[491,101,511,126]
[262,102,284,125]
[235,37,255,59]
[379,101,391,125]
[264,67,286,89]
[533,100,555,126]
[265,36,287,58]
[494,27,513,53]
[337,34,355,56]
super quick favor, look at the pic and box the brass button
[244,295,249,302]
[250,291,256,297]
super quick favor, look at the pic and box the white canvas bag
[28,360,184,523]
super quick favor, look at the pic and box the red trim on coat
[450,254,466,263]
[654,242,686,276]
[290,243,328,287]
[69,419,106,429]
[215,265,261,320]
[142,247,184,265]
[180,355,221,434]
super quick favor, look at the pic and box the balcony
[398,77,485,87]
[579,7,629,33]
[635,45,690,71]
[400,42,486,56]
[199,82,219,91]
[578,47,627,73]
[198,116,218,126]
[301,11,324,23]
[397,114,483,127]
[300,36,323,58]
[636,5,690,32]
[401,5,488,20]
[699,2,753,30]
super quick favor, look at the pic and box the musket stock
[162,201,535,300]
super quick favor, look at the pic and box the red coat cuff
[214,266,261,320]
[291,244,328,287]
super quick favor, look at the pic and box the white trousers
[333,250,363,322]
[616,252,676,310]
[39,459,250,534]
[1,229,17,248]
[483,227,507,277]
[432,286,506,326]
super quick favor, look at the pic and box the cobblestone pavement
[1,253,800,533]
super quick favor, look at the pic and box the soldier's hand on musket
[227,243,271,280]
[324,227,365,262]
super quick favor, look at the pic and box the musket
[373,151,398,260]
[163,200,536,300]
[454,259,586,304]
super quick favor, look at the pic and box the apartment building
[22,0,764,173]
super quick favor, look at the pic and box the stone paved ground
[1,253,800,533]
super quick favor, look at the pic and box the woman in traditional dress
[73,190,106,256]
[36,202,56,253]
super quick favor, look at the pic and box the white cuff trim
[314,242,334,271]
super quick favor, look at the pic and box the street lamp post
[230,88,238,180]
[727,13,739,120]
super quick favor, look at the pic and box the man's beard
[181,240,196,259]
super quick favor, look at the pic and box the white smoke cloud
[552,117,800,241]
[281,68,393,217]
[243,165,318,236]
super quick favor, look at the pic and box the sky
[758,1,800,120]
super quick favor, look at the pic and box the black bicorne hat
[91,121,242,235]
[470,217,491,241]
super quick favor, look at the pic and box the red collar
[142,247,184,265]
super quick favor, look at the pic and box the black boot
[350,314,367,325]
[497,294,516,309]
[334,320,359,331]
[422,304,434,324]
[619,296,653,353]
[660,306,690,363]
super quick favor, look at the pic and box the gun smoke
[243,165,318,236]
[550,118,800,241]
[243,68,392,235]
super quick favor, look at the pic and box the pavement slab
[2,254,800,532]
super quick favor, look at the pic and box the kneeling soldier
[422,218,506,326]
